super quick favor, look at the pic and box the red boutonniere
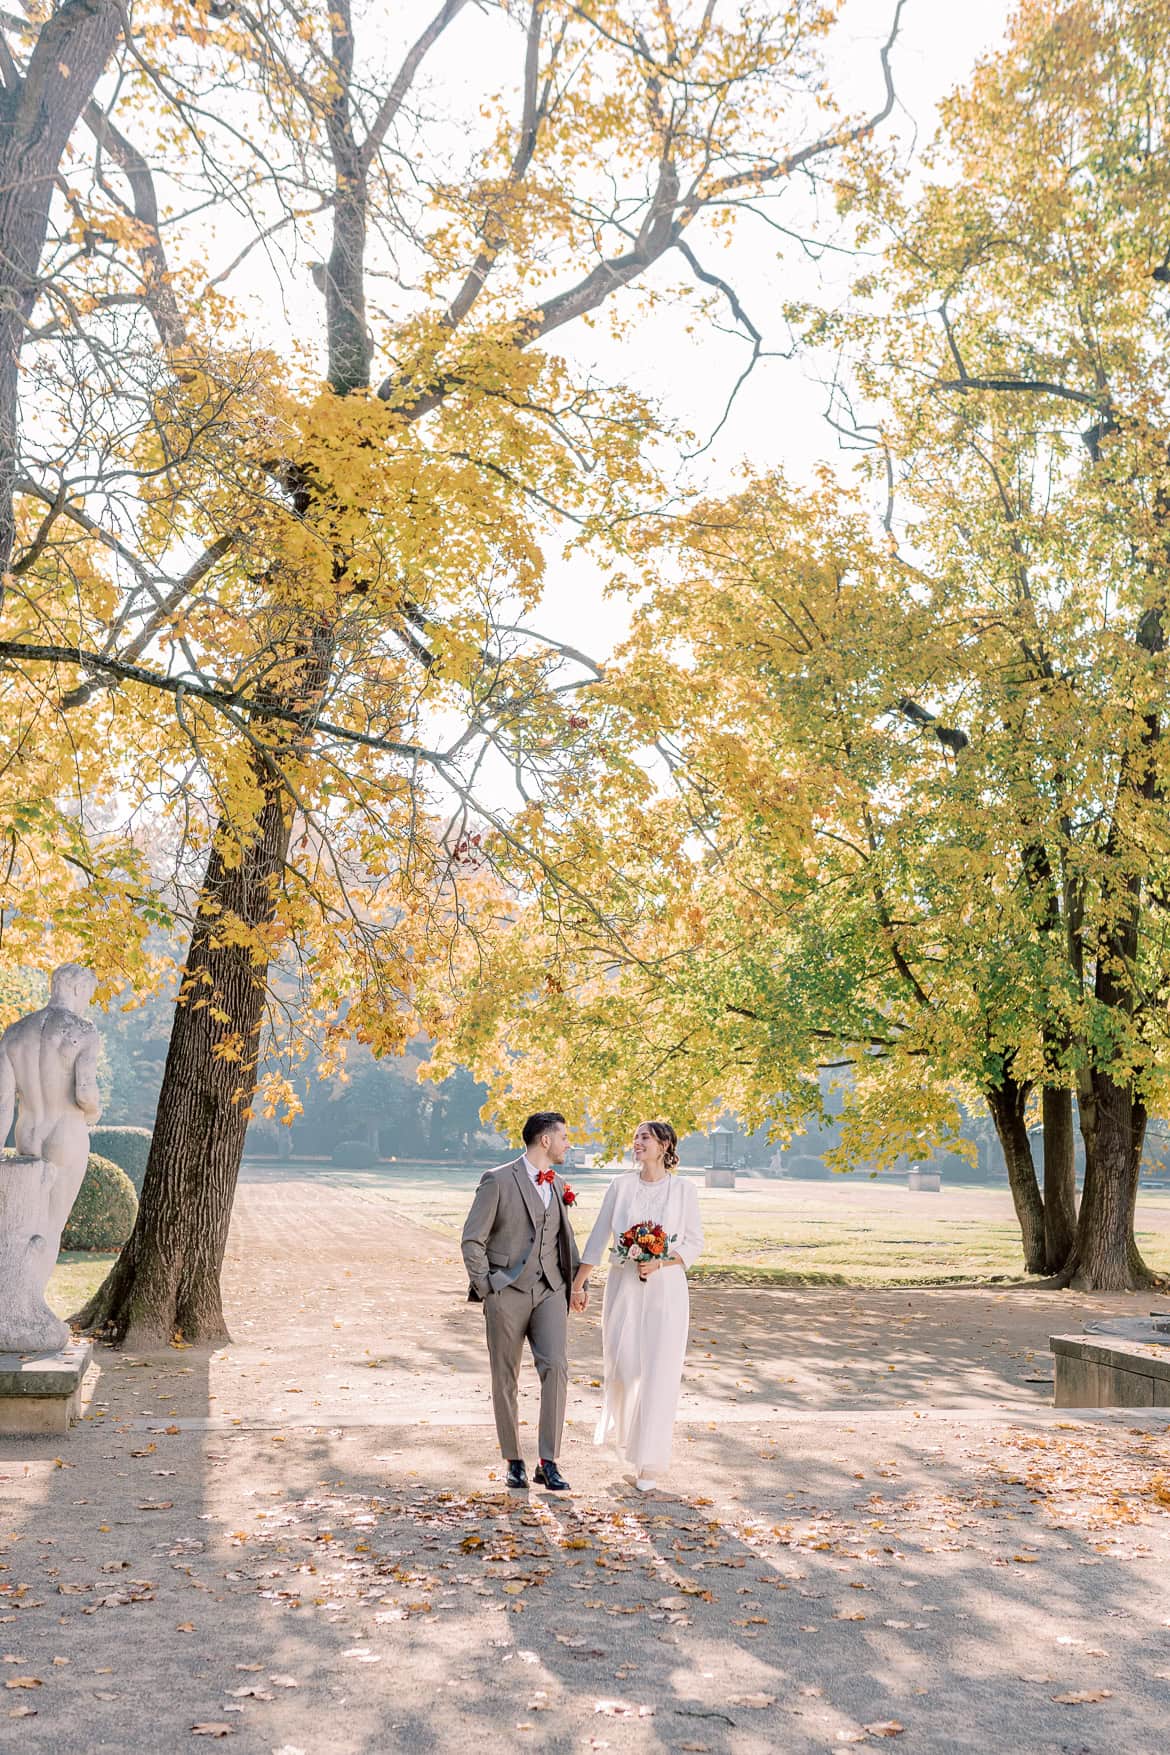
[561,1181,577,1206]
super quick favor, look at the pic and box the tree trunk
[1059,602,1167,1290]
[1063,1071,1156,1291]
[985,1073,1046,1274]
[0,0,122,585]
[75,759,290,1347]
[1041,1085,1077,1274]
[74,24,371,1341]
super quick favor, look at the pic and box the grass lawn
[245,1159,1170,1286]
[46,1250,117,1315]
[48,1164,1170,1304]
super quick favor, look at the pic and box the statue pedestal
[705,1169,736,1189]
[0,1155,76,1352]
[0,1337,94,1435]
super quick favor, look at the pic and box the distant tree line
[93,978,502,1162]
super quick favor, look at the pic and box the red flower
[561,1182,577,1206]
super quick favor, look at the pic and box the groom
[461,1111,582,1492]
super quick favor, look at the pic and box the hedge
[61,1153,138,1251]
[89,1125,152,1192]
[332,1139,375,1168]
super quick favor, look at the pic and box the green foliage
[428,0,1170,1291]
[89,1126,152,1192]
[331,1139,375,1168]
[61,1153,138,1251]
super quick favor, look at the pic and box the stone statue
[0,964,102,1352]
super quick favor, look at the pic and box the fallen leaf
[191,1726,235,1738]
[1051,1691,1113,1705]
[864,1725,905,1739]
[4,1678,41,1690]
[728,1694,775,1709]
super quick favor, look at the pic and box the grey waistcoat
[512,1193,565,1292]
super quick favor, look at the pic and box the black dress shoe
[504,1459,529,1491]
[534,1459,570,1492]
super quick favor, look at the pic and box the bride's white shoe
[635,1475,657,1492]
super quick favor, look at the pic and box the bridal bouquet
[615,1221,675,1265]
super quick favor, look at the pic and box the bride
[571,1120,703,1492]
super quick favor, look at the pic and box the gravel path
[3,1171,1170,1753]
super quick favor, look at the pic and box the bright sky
[507,0,1017,656]
[197,0,1016,669]
[168,0,1016,700]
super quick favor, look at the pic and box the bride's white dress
[581,1171,704,1475]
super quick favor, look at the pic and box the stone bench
[907,1170,941,1192]
[1050,1325,1170,1408]
[0,1338,93,1435]
[705,1169,736,1189]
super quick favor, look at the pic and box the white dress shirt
[523,1154,552,1209]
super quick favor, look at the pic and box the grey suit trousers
[484,1279,568,1462]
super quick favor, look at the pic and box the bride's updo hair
[642,1119,679,1170]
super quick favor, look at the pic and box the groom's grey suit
[461,1156,580,1463]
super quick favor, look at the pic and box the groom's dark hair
[522,1110,566,1147]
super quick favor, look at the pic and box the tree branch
[0,638,448,767]
[83,99,188,351]
[934,374,1100,408]
[60,533,239,709]
[357,0,469,176]
[896,696,969,754]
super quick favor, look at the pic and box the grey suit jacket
[461,1155,580,1307]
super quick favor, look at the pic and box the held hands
[570,1287,589,1313]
